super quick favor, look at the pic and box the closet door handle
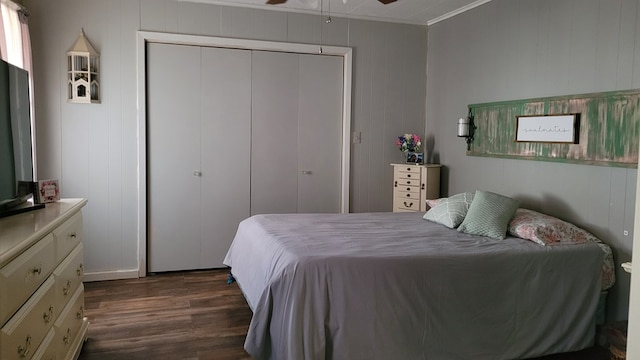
[193,171,202,177]
[301,170,312,175]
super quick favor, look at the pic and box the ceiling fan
[266,0,397,5]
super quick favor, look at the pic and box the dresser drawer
[1,276,56,360]
[394,183,421,193]
[53,244,84,314]
[394,188,421,200]
[54,213,82,265]
[394,178,420,187]
[393,197,421,212]
[396,165,421,175]
[0,234,56,326]
[31,327,56,360]
[53,285,84,360]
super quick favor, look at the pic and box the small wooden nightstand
[391,163,441,212]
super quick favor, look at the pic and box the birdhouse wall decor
[67,29,100,103]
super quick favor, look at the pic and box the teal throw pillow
[423,192,475,228]
[457,190,519,239]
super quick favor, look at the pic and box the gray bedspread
[223,212,605,360]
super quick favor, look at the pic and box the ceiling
[179,0,492,26]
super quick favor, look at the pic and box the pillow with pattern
[457,190,519,239]
[508,208,590,246]
[508,208,616,289]
[423,192,475,228]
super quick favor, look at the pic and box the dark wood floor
[78,269,610,360]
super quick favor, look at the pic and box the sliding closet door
[199,47,251,268]
[147,43,202,272]
[148,43,251,272]
[297,54,343,213]
[251,51,300,214]
[251,51,343,215]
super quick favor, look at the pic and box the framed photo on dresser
[406,152,424,164]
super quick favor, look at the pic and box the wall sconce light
[67,29,100,104]
[457,109,476,151]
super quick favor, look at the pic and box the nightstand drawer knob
[403,201,413,207]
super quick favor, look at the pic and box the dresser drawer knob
[77,306,85,320]
[63,280,72,295]
[406,194,410,197]
[77,263,84,277]
[63,328,73,345]
[406,187,410,191]
[403,201,413,207]
[17,335,31,358]
[406,167,411,171]
[406,181,410,184]
[394,181,397,187]
[407,174,411,178]
[43,305,54,323]
[69,233,77,240]
[31,265,42,275]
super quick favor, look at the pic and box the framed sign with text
[515,114,579,143]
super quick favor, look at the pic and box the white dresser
[391,164,441,212]
[0,199,88,360]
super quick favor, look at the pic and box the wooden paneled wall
[468,89,640,167]
[25,0,427,278]
[427,0,640,321]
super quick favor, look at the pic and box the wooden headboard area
[467,89,640,168]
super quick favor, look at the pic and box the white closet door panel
[147,43,202,272]
[297,54,343,213]
[200,47,251,268]
[251,51,300,215]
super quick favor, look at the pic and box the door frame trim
[136,31,352,277]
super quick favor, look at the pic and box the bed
[223,208,614,360]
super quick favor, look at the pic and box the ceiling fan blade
[378,0,397,4]
[266,0,288,4]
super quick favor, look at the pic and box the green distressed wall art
[467,89,640,168]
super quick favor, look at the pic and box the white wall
[25,1,427,278]
[427,0,640,321]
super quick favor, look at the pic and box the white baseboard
[83,269,140,282]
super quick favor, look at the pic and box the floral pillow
[508,208,616,289]
[508,208,592,246]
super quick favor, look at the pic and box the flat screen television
[0,58,43,218]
